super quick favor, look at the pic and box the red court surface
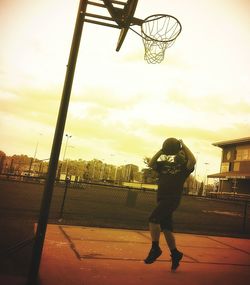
[2,224,250,285]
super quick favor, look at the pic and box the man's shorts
[148,199,179,231]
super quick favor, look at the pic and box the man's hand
[178,140,196,170]
[144,157,151,166]
[148,149,164,169]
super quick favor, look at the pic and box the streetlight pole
[28,133,42,176]
[65,145,75,178]
[194,152,199,194]
[204,162,209,196]
[63,134,72,161]
[62,134,72,175]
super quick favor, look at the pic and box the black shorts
[148,199,179,231]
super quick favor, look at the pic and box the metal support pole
[242,200,248,233]
[59,178,71,221]
[26,1,87,284]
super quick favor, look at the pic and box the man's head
[162,137,181,155]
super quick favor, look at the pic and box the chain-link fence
[0,178,249,237]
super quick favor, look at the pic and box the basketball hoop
[141,14,182,64]
[82,1,182,63]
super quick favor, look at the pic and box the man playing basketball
[144,138,196,271]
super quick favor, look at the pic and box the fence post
[59,178,70,221]
[242,200,248,233]
[126,188,138,208]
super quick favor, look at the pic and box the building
[208,137,250,194]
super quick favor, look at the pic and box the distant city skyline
[1,0,249,180]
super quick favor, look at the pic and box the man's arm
[148,149,164,169]
[180,140,196,170]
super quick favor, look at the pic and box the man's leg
[163,230,183,271]
[144,222,162,264]
[149,222,161,241]
[163,229,176,250]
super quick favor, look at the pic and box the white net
[141,14,182,64]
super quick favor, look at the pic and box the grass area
[0,179,249,234]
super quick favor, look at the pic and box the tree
[0,151,6,174]
[141,168,158,184]
[11,154,32,174]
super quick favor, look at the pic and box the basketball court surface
[2,224,250,285]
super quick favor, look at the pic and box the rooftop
[213,137,250,148]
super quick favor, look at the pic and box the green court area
[0,179,249,236]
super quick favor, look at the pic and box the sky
[0,0,250,181]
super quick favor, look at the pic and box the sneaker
[144,247,162,264]
[171,251,183,271]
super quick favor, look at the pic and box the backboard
[116,0,139,51]
[103,0,139,51]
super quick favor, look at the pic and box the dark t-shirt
[154,160,194,202]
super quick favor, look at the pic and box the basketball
[162,137,181,155]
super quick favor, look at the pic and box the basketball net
[141,14,182,64]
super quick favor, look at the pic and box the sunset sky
[0,0,249,180]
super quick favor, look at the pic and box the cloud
[1,88,59,127]
[1,0,249,176]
